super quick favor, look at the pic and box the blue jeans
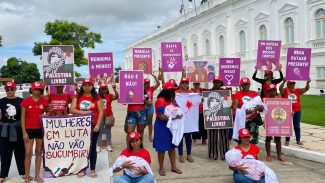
[233,171,265,183]
[286,111,301,143]
[114,173,155,183]
[178,133,192,155]
[126,110,147,125]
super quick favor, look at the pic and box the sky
[0,0,194,78]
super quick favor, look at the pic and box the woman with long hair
[70,78,104,178]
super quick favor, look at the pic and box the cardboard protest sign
[186,61,215,82]
[286,48,311,81]
[264,98,293,137]
[41,114,92,177]
[203,90,233,129]
[219,58,241,86]
[88,52,114,85]
[49,85,76,96]
[42,45,74,85]
[119,70,144,104]
[256,40,281,71]
[161,42,183,72]
[133,48,152,74]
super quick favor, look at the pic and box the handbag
[105,116,115,127]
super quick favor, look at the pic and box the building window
[193,42,198,57]
[239,30,246,53]
[317,67,325,79]
[205,39,211,55]
[219,35,224,56]
[259,25,267,40]
[315,9,325,39]
[285,17,294,43]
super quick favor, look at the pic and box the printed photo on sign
[186,61,215,82]
[286,48,311,81]
[256,40,281,71]
[219,58,241,86]
[133,48,152,74]
[119,70,144,104]
[264,98,293,137]
[88,52,114,85]
[203,90,233,129]
[42,45,75,86]
[161,42,183,72]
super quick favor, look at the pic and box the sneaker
[106,145,113,152]
[297,141,304,146]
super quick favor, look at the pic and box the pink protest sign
[161,42,183,72]
[49,85,76,96]
[186,61,216,82]
[88,52,114,85]
[119,70,144,104]
[286,48,311,81]
[219,58,241,86]
[133,48,152,74]
[264,98,293,137]
[256,40,281,71]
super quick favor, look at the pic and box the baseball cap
[163,81,178,90]
[287,80,296,84]
[240,77,251,85]
[213,76,223,83]
[180,77,189,83]
[128,132,141,141]
[238,128,251,138]
[267,84,277,91]
[82,78,93,84]
[99,85,108,89]
[144,78,150,83]
[31,81,43,89]
[4,81,16,89]
[265,71,273,76]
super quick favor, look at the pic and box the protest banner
[88,52,114,85]
[264,98,293,137]
[286,48,311,81]
[133,48,152,74]
[119,70,144,104]
[256,40,281,71]
[41,114,92,177]
[186,61,215,82]
[203,90,233,129]
[219,58,241,86]
[42,45,74,85]
[161,42,183,72]
[49,85,76,96]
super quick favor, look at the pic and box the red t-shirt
[146,87,155,100]
[234,91,258,120]
[120,148,151,164]
[47,93,72,112]
[175,89,194,93]
[282,88,301,112]
[155,98,172,117]
[102,94,114,116]
[235,144,260,160]
[21,96,49,129]
[75,94,102,124]
[127,104,145,112]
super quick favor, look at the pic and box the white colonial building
[125,0,325,94]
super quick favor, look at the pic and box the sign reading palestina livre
[88,52,114,85]
[119,70,144,104]
[42,45,74,86]
[49,85,76,96]
[203,90,233,129]
[286,48,311,81]
[219,58,241,86]
[186,61,215,82]
[256,40,281,71]
[41,114,92,177]
[264,98,293,137]
[161,42,183,72]
[132,48,152,74]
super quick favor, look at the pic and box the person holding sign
[0,82,32,183]
[144,75,160,142]
[45,85,73,116]
[70,78,104,178]
[279,78,310,146]
[263,84,286,163]
[21,81,49,183]
[153,81,182,176]
[252,65,283,98]
[97,84,119,152]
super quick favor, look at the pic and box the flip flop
[22,175,33,181]
[186,156,194,162]
[266,156,272,162]
[171,169,182,174]
[158,170,166,176]
[90,172,97,178]
[77,171,85,178]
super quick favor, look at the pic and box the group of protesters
[0,63,310,183]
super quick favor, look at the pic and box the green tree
[0,35,2,47]
[32,20,102,67]
[75,71,81,78]
[114,66,122,83]
[0,57,40,83]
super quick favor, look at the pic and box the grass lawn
[301,95,325,127]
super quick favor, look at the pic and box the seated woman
[230,128,265,183]
[112,132,155,183]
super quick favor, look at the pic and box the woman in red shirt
[21,81,49,183]
[97,84,119,152]
[45,85,72,115]
[279,78,310,146]
[70,78,104,178]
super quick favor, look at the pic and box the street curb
[258,140,325,164]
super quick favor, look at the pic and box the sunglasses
[5,88,15,92]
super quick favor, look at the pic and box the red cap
[168,79,176,85]
[128,132,141,141]
[180,77,189,83]
[163,81,178,90]
[31,81,43,89]
[267,84,277,91]
[265,71,273,76]
[82,78,93,84]
[213,76,223,82]
[240,77,251,85]
[238,128,251,138]
[287,80,296,84]
[99,85,108,89]
[144,78,150,83]
[4,81,16,89]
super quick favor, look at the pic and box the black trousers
[208,129,229,160]
[90,131,99,170]
[192,113,207,141]
[0,131,25,178]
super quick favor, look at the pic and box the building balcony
[310,38,325,50]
